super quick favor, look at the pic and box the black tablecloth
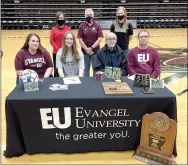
[4,77,177,157]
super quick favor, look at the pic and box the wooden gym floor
[1,28,187,164]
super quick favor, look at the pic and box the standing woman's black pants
[53,53,59,77]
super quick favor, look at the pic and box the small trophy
[112,67,122,80]
[133,112,177,165]
[104,66,122,80]
[134,74,143,87]
[19,69,39,92]
[134,73,150,87]
[104,66,113,79]
[95,71,105,80]
[133,73,154,93]
[151,78,165,88]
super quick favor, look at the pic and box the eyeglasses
[138,36,149,38]
[106,38,116,41]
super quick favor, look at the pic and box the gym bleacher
[1,0,187,29]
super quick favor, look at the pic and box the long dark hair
[22,33,46,53]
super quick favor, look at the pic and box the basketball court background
[1,0,187,164]
[1,28,187,164]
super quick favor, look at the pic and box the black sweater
[110,22,133,50]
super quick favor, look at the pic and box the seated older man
[93,32,127,76]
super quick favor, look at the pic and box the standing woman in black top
[110,6,133,56]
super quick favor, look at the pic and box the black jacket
[93,44,128,76]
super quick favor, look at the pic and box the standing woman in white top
[56,31,85,77]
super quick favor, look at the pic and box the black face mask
[58,19,65,26]
[117,15,125,20]
[86,16,93,23]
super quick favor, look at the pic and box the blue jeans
[84,53,96,77]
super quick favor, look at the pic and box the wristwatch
[91,46,94,50]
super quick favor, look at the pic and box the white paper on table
[127,75,135,81]
[63,76,81,84]
[49,84,68,91]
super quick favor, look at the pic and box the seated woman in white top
[56,31,85,77]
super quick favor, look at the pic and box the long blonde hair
[114,6,128,32]
[61,31,80,64]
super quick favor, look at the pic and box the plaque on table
[151,78,165,88]
[142,86,154,94]
[112,67,122,80]
[134,73,150,87]
[102,82,133,95]
[142,74,151,87]
[104,66,113,79]
[19,69,39,92]
[104,66,122,80]
[133,112,177,165]
[23,82,39,92]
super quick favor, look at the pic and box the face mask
[58,19,65,26]
[117,15,125,20]
[86,16,92,23]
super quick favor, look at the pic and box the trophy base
[133,145,176,165]
[24,82,39,92]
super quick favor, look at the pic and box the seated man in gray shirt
[93,32,128,76]
[56,31,85,77]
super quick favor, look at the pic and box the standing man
[127,30,160,78]
[77,8,103,77]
